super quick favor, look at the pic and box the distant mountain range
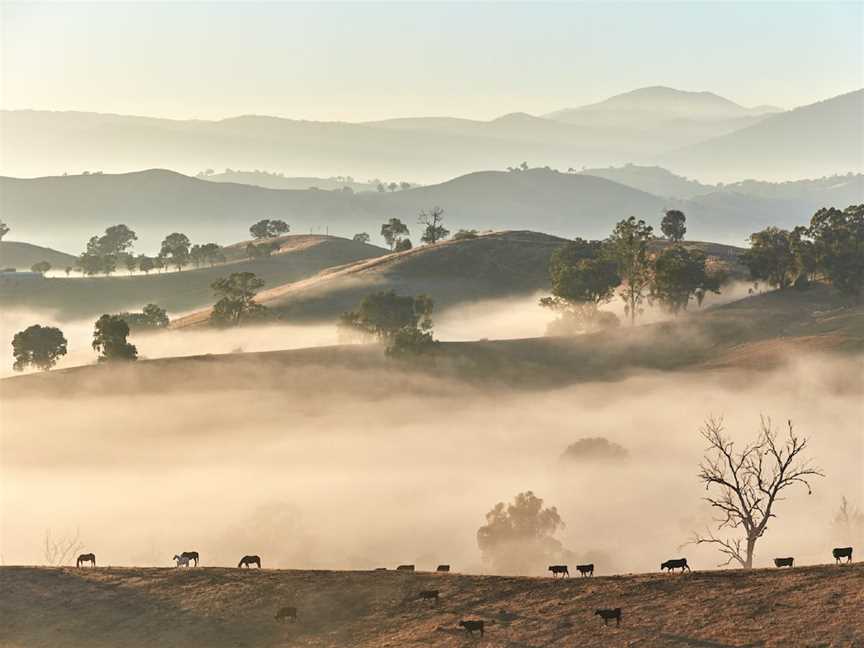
[3,166,857,255]
[3,86,858,182]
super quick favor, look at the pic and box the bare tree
[44,528,84,566]
[687,416,823,568]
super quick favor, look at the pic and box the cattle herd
[67,546,855,635]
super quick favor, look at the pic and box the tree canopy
[159,232,192,271]
[250,219,289,239]
[740,227,797,289]
[380,218,410,250]
[210,272,269,326]
[607,217,654,325]
[352,232,371,244]
[0,220,10,241]
[652,245,721,313]
[30,261,51,275]
[661,210,687,242]
[418,206,450,245]
[12,324,67,371]
[92,314,138,362]
[808,204,863,300]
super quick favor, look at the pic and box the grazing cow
[661,558,691,573]
[76,553,96,568]
[774,557,794,568]
[595,608,622,627]
[181,551,199,567]
[833,547,853,563]
[548,564,569,578]
[436,564,450,572]
[396,564,415,572]
[238,555,261,568]
[416,590,439,604]
[576,563,594,577]
[173,554,191,568]
[459,620,484,637]
[274,606,297,623]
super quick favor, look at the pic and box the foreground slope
[0,235,386,320]
[1,564,861,648]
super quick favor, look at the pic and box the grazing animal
[595,608,622,627]
[576,563,594,577]
[396,564,415,571]
[274,606,297,623]
[459,620,484,637]
[548,564,569,578]
[774,557,794,568]
[436,564,450,572]
[76,553,96,568]
[173,554,191,567]
[416,590,439,603]
[238,555,261,568]
[660,558,691,573]
[374,567,387,571]
[181,551,199,567]
[833,547,853,563]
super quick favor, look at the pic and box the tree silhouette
[12,324,67,371]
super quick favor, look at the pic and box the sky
[1,1,862,122]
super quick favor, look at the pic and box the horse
[76,553,96,567]
[238,555,261,568]
[180,551,199,566]
[173,554,191,567]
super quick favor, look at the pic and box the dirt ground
[1,564,861,647]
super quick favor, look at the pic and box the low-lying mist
[1,350,861,576]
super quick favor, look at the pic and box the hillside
[0,235,386,320]
[0,168,821,253]
[1,564,860,647]
[8,283,860,397]
[662,89,864,181]
[0,240,78,271]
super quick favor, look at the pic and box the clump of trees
[12,324,68,371]
[352,232,371,244]
[381,218,410,250]
[210,272,270,326]
[540,238,620,334]
[250,219,289,239]
[78,224,138,276]
[92,314,138,362]
[742,204,863,300]
[118,304,169,331]
[687,416,823,569]
[477,491,569,575]
[418,206,450,244]
[453,229,479,241]
[0,220,9,241]
[339,290,438,357]
[560,437,628,462]
[190,243,226,267]
[652,245,722,313]
[30,261,51,275]
[159,232,192,271]
[246,240,280,259]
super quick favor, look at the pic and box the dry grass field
[1,564,861,647]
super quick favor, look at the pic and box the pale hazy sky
[1,1,862,122]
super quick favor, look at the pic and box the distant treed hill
[0,168,823,253]
[0,235,387,320]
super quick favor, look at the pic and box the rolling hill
[0,564,861,648]
[0,167,827,254]
[0,235,387,320]
[662,89,864,181]
[0,241,78,271]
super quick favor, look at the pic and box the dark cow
[774,557,794,568]
[274,606,297,623]
[595,608,622,627]
[661,558,691,573]
[396,564,415,572]
[238,555,261,568]
[436,564,450,572]
[459,620,484,637]
[416,590,439,604]
[76,553,96,568]
[181,551,199,567]
[548,564,569,578]
[576,563,594,577]
[833,547,853,563]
